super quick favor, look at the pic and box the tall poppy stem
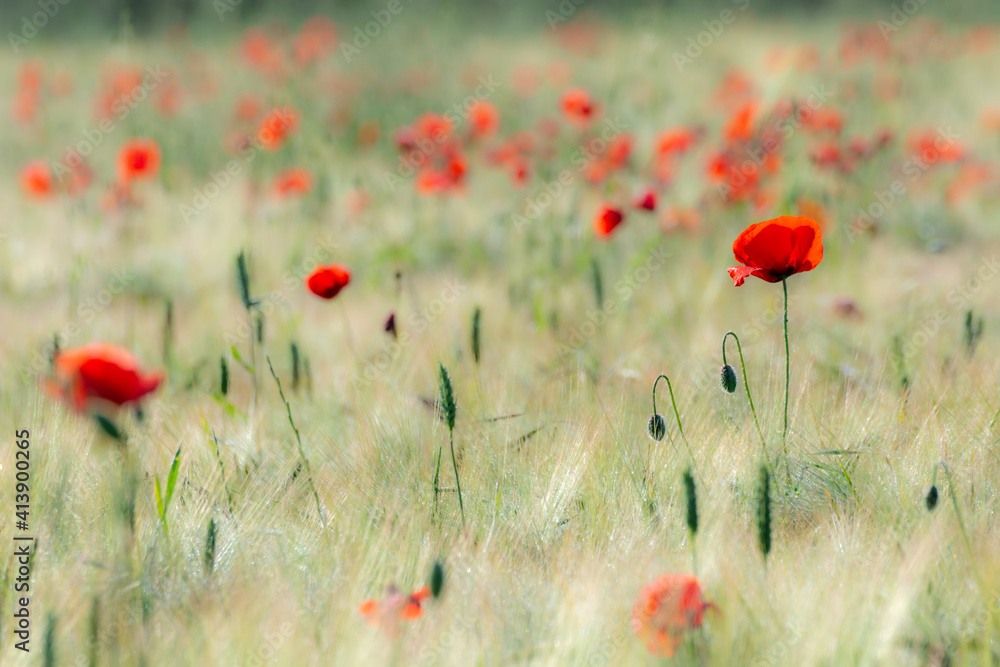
[782,278,790,447]
[722,332,768,465]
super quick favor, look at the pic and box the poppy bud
[220,356,229,396]
[925,485,938,511]
[683,468,698,535]
[757,465,772,559]
[430,561,444,598]
[720,365,737,393]
[647,414,666,441]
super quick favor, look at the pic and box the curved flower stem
[782,278,790,449]
[652,374,695,463]
[723,332,768,465]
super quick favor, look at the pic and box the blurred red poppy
[633,189,657,212]
[467,100,500,140]
[117,138,161,184]
[257,107,300,151]
[306,265,351,299]
[728,216,823,286]
[632,574,716,657]
[273,167,313,198]
[724,101,758,142]
[46,343,162,414]
[561,88,597,127]
[593,204,624,238]
[360,585,430,636]
[19,160,53,199]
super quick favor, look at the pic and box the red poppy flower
[656,127,699,157]
[561,88,597,127]
[728,216,823,286]
[273,167,313,198]
[605,134,633,170]
[19,160,53,199]
[632,574,716,657]
[724,101,758,142]
[306,265,351,299]
[467,100,500,140]
[117,138,161,184]
[46,343,163,414]
[593,204,624,238]
[633,189,657,212]
[257,107,300,151]
[360,585,430,636]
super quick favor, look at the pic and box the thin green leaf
[154,477,165,521]
[165,446,182,508]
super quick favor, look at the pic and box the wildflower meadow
[4,0,1000,664]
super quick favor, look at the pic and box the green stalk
[723,332,768,464]
[449,429,464,526]
[652,374,694,463]
[782,278,790,446]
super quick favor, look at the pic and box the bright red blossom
[117,138,161,184]
[593,204,624,238]
[46,343,162,414]
[20,160,53,199]
[728,216,824,286]
[306,265,351,299]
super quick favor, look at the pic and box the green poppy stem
[652,374,694,463]
[723,332,768,465]
[782,278,790,447]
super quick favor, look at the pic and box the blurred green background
[2,0,998,41]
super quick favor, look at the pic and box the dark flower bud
[647,414,666,441]
[721,365,737,393]
[925,485,938,511]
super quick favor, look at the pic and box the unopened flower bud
[647,414,666,441]
[721,365,737,394]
